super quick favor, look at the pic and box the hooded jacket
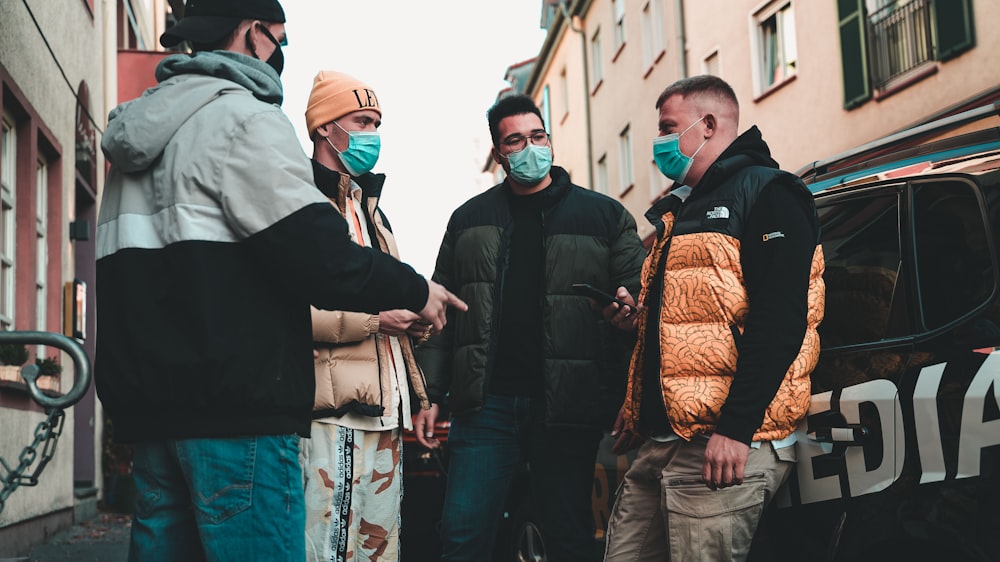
[96,51,428,442]
[309,161,430,427]
[416,166,647,429]
[623,127,825,444]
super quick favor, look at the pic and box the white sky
[279,1,548,278]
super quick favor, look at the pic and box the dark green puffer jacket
[416,166,646,429]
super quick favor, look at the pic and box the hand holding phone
[571,283,633,312]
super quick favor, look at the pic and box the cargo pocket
[665,472,767,561]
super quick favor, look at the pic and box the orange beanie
[305,71,381,135]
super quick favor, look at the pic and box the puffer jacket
[309,162,430,424]
[622,126,825,443]
[416,166,647,429]
[95,52,428,442]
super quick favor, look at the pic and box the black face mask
[246,24,284,76]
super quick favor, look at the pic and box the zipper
[376,333,386,427]
[637,205,680,429]
[483,219,514,405]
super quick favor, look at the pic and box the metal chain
[0,408,66,515]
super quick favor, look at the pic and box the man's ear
[491,147,503,166]
[703,114,717,139]
[315,122,332,139]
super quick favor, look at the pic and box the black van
[751,102,1000,562]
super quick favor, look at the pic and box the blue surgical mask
[504,144,552,186]
[652,117,707,184]
[328,121,381,176]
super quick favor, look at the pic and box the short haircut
[190,24,243,53]
[655,75,738,112]
[487,94,544,147]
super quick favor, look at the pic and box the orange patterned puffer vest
[623,169,825,442]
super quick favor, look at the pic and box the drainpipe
[674,0,687,78]
[560,0,594,189]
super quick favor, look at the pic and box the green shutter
[838,0,871,110]
[933,0,975,62]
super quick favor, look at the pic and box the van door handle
[807,424,870,445]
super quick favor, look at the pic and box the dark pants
[440,394,602,562]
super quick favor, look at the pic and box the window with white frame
[596,154,609,194]
[560,68,569,119]
[704,49,721,76]
[1,115,15,331]
[36,159,47,339]
[591,28,604,88]
[618,125,634,192]
[752,1,797,94]
[613,0,627,51]
[541,85,552,134]
[641,0,665,70]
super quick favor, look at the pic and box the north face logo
[706,206,730,220]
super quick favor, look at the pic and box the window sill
[752,73,797,103]
[619,183,634,197]
[560,111,570,126]
[643,64,655,79]
[612,42,627,63]
[874,63,938,102]
[0,377,62,395]
[591,78,604,97]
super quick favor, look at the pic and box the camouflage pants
[301,424,403,562]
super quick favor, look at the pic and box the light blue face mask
[504,144,553,186]
[652,116,707,185]
[328,121,381,176]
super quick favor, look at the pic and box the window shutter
[838,0,871,109]
[933,0,975,62]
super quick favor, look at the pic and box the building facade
[503,0,999,243]
[0,0,168,554]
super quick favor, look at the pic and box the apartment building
[0,0,168,554]
[502,0,998,243]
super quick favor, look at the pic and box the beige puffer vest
[311,171,430,421]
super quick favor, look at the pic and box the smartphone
[571,283,633,312]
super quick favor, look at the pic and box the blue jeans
[128,435,305,562]
[440,394,602,562]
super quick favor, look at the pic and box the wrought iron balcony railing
[867,0,934,92]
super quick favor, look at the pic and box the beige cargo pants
[603,436,794,562]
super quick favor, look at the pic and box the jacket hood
[698,126,779,188]
[101,51,283,173]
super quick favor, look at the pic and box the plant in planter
[0,342,29,366]
[0,342,29,384]
[34,355,62,391]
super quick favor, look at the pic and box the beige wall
[684,0,1000,174]
[533,0,685,240]
[524,0,998,241]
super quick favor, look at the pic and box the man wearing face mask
[600,75,824,561]
[298,70,432,562]
[414,94,646,562]
[95,2,467,561]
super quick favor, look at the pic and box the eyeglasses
[500,132,550,152]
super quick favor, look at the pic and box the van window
[911,180,995,331]
[817,191,906,347]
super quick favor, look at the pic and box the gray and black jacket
[96,51,428,443]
